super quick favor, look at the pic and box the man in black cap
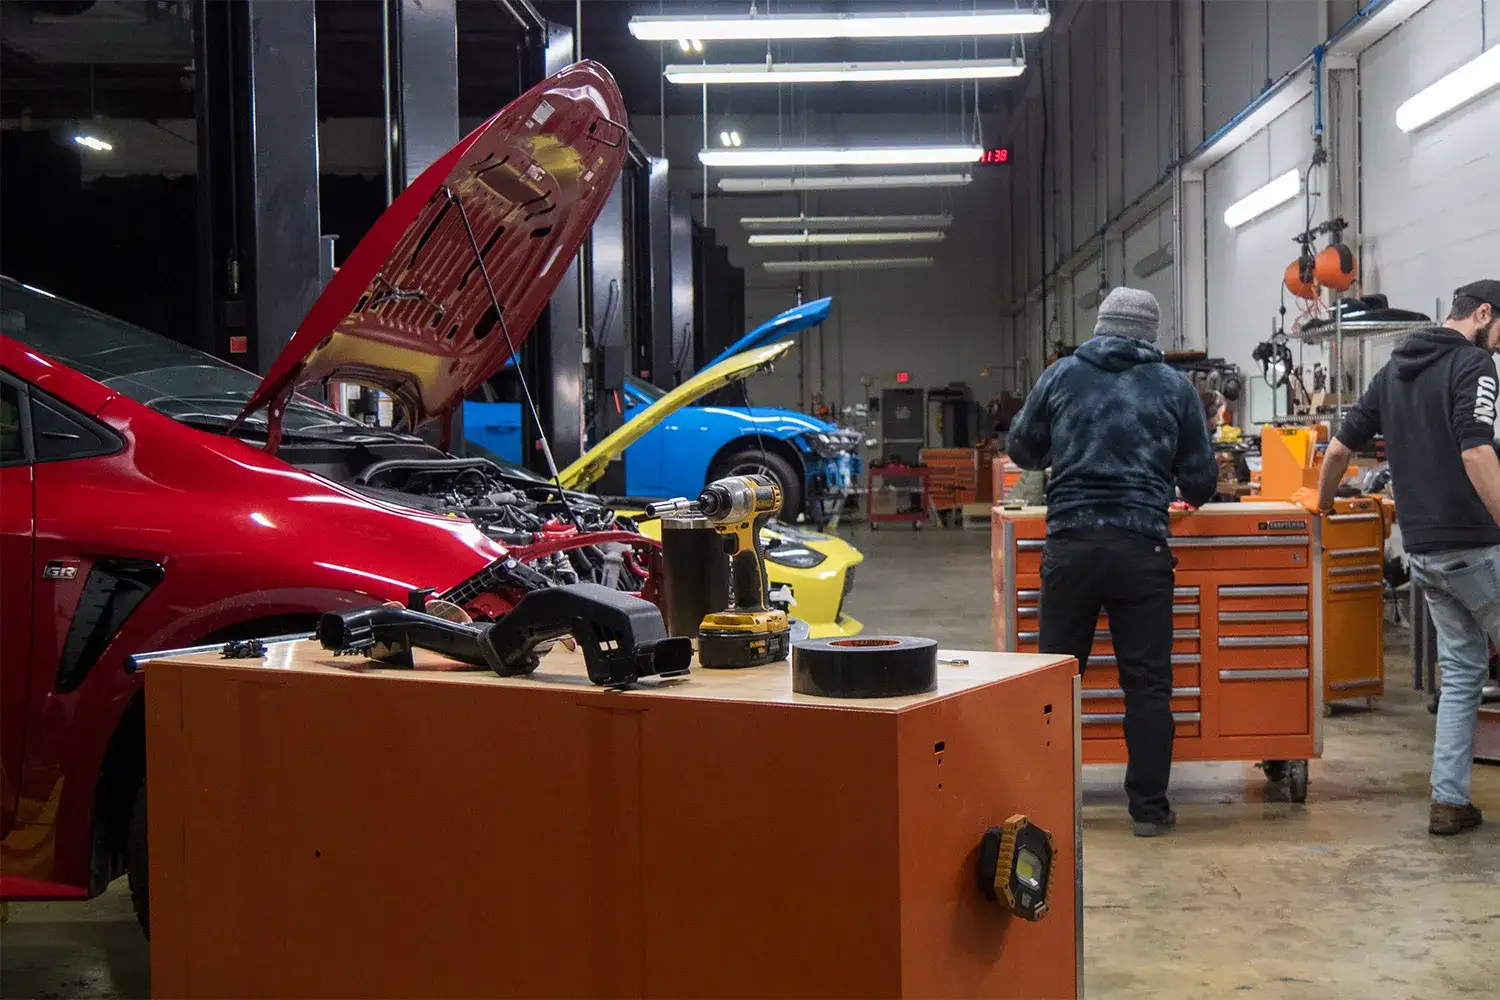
[1310,279,1500,836]
[1009,287,1218,837]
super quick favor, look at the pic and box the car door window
[0,378,28,466]
[29,391,123,464]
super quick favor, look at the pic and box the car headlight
[765,544,827,569]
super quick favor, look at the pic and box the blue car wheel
[708,448,804,520]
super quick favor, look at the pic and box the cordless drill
[647,474,790,667]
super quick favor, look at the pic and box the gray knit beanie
[1094,287,1161,343]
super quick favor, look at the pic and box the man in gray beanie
[1008,287,1218,836]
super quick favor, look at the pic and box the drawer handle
[1329,678,1379,690]
[1218,610,1308,623]
[1327,512,1380,522]
[1329,563,1382,576]
[1094,629,1200,640]
[1018,587,1198,601]
[1170,535,1308,548]
[1019,604,1200,619]
[1218,635,1309,648]
[1081,687,1202,699]
[1174,587,1200,597]
[1018,539,1046,551]
[1083,711,1201,725]
[1328,547,1381,559]
[1219,668,1310,680]
[1219,585,1309,597]
[1089,654,1202,666]
[1331,581,1383,593]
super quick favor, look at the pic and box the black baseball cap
[1455,279,1500,311]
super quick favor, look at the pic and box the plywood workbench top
[151,640,1073,713]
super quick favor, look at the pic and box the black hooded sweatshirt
[1337,327,1500,553]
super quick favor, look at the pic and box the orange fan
[1315,242,1358,291]
[1284,259,1319,300]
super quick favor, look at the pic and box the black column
[193,0,321,373]
[382,0,460,447]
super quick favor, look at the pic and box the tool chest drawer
[1168,534,1311,571]
[1081,713,1202,740]
[1017,632,1200,657]
[1080,662,1201,692]
[1218,584,1309,614]
[1080,688,1201,715]
[1217,671,1311,736]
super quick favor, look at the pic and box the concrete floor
[2,525,1496,999]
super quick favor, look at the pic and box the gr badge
[977,814,1055,920]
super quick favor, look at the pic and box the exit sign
[980,147,1010,165]
[896,371,911,384]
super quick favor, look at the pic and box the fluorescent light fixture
[1133,245,1175,279]
[73,134,113,152]
[700,146,982,168]
[665,58,1025,86]
[749,231,946,247]
[720,173,972,193]
[630,10,1051,41]
[1223,169,1301,228]
[1395,45,1500,132]
[740,214,954,231]
[763,257,935,273]
[677,38,703,53]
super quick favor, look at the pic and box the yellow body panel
[558,341,795,491]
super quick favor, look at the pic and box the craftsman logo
[42,560,79,580]
[1259,520,1308,531]
[1475,375,1497,424]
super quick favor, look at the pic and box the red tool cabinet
[993,503,1323,799]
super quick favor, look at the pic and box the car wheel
[709,449,803,520]
[128,780,149,938]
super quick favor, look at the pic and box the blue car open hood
[705,297,832,369]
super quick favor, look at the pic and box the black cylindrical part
[660,515,730,640]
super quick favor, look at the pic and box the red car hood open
[237,60,628,447]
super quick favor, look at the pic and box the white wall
[1359,0,1500,324]
[1203,0,1323,135]
[1203,95,1317,375]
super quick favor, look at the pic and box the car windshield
[624,374,665,402]
[0,280,359,433]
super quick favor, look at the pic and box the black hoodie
[1337,327,1500,553]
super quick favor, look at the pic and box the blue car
[465,298,861,518]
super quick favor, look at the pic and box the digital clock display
[980,147,1010,165]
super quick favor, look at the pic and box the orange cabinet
[994,503,1322,800]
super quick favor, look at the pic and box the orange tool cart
[993,503,1323,800]
[1258,424,1392,707]
[144,642,1082,999]
[992,454,1024,499]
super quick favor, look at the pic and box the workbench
[145,641,1081,999]
[993,503,1324,798]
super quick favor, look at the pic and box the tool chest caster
[1259,759,1309,803]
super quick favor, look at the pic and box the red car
[0,61,631,930]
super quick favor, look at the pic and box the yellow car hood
[557,340,795,491]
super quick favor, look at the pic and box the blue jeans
[1407,545,1500,806]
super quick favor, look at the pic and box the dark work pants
[1040,525,1176,822]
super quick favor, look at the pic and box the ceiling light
[630,10,1052,42]
[73,135,113,152]
[763,257,935,273]
[731,131,743,147]
[741,214,954,231]
[748,231,946,247]
[665,58,1025,86]
[678,38,704,53]
[1396,45,1500,132]
[700,146,983,168]
[719,130,732,147]
[719,173,973,193]
[1223,169,1301,228]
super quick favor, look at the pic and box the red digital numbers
[980,147,1010,164]
[896,371,911,384]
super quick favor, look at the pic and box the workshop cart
[994,503,1323,801]
[866,462,932,528]
[144,642,1082,999]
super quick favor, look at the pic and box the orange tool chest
[992,454,1025,500]
[145,642,1082,999]
[920,447,995,509]
[993,503,1323,800]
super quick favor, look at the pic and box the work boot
[1429,802,1483,835]
[1131,809,1177,838]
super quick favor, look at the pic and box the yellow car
[559,342,864,639]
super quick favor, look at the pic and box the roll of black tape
[791,636,939,698]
